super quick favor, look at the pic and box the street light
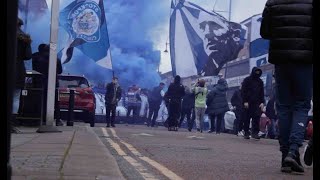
[164,41,169,53]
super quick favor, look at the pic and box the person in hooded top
[165,75,185,131]
[206,78,229,134]
[241,67,265,140]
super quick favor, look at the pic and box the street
[93,123,313,180]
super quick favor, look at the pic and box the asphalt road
[93,123,313,180]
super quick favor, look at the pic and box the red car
[58,74,95,126]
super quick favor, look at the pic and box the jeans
[195,107,206,130]
[127,105,138,124]
[168,99,182,127]
[209,113,224,133]
[179,108,192,128]
[275,64,312,155]
[242,108,261,135]
[148,104,160,127]
[106,104,116,125]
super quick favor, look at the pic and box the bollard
[67,89,75,126]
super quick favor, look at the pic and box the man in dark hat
[241,67,265,140]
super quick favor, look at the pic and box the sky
[45,0,267,74]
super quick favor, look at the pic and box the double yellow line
[101,128,183,180]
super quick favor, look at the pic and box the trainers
[281,161,292,173]
[281,152,292,173]
[188,128,192,132]
[106,124,110,128]
[208,130,214,133]
[284,152,304,173]
[303,144,313,166]
[111,124,116,128]
[251,134,260,140]
[244,132,250,139]
[238,131,244,136]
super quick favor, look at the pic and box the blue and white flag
[170,0,247,77]
[249,53,269,72]
[250,14,269,58]
[58,0,112,69]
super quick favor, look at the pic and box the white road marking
[123,156,158,180]
[140,156,183,180]
[132,133,154,137]
[101,127,109,137]
[110,128,119,138]
[101,128,158,180]
[187,135,205,139]
[108,128,184,180]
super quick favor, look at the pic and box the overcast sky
[47,0,267,73]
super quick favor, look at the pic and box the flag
[249,14,269,58]
[249,54,269,71]
[169,0,247,77]
[59,0,112,69]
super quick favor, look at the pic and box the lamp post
[164,41,169,53]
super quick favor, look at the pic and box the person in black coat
[105,77,122,127]
[260,0,313,173]
[206,78,229,134]
[231,84,243,135]
[165,75,185,131]
[148,82,165,127]
[179,87,195,131]
[241,67,265,139]
[32,44,63,126]
[13,18,32,114]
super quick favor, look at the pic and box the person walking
[260,0,313,173]
[126,85,141,125]
[148,83,165,127]
[165,75,185,131]
[206,79,229,134]
[241,67,265,140]
[231,84,244,135]
[105,77,122,127]
[192,79,208,133]
[179,86,195,131]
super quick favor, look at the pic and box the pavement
[9,123,314,180]
[10,123,125,180]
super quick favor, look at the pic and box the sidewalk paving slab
[10,125,125,180]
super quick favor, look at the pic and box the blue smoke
[104,0,168,89]
[19,0,169,90]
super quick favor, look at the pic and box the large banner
[250,14,269,58]
[59,0,112,69]
[169,0,247,78]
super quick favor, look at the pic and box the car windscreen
[58,76,89,88]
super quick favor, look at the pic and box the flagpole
[37,0,61,133]
[224,0,232,79]
[100,0,115,78]
[24,0,30,32]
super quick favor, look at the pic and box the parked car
[58,74,95,126]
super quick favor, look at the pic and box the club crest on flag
[69,2,101,42]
